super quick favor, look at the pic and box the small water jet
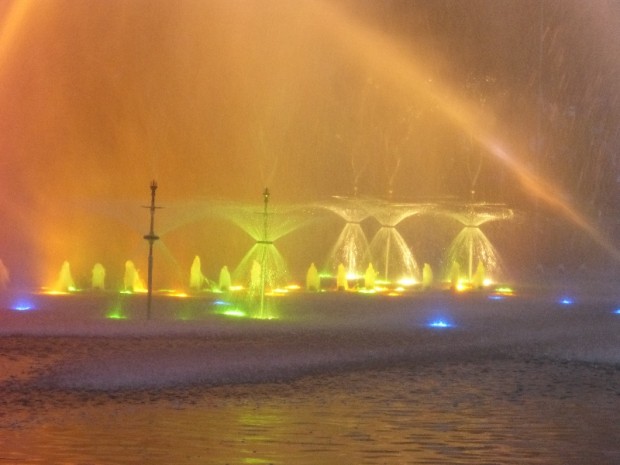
[336,263,348,291]
[422,263,433,289]
[364,263,376,290]
[124,260,146,293]
[306,263,320,291]
[54,261,76,292]
[189,256,206,291]
[472,261,485,289]
[91,263,106,290]
[218,265,232,292]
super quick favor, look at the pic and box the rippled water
[1,355,619,464]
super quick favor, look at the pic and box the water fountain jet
[441,202,513,284]
[189,256,206,291]
[91,263,105,290]
[306,263,320,291]
[322,196,373,280]
[124,260,146,293]
[367,201,431,285]
[53,261,76,293]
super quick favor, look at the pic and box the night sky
[1,0,619,287]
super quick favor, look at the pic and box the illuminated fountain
[306,263,320,291]
[441,203,514,285]
[214,189,317,317]
[364,263,377,290]
[91,263,106,290]
[422,263,434,289]
[218,192,312,293]
[218,266,232,292]
[189,256,206,291]
[123,260,146,293]
[1,0,618,299]
[53,261,76,293]
[367,201,431,286]
[322,196,373,282]
[336,263,348,291]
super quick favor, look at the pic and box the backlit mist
[1,0,619,288]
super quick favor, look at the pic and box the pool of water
[1,356,618,464]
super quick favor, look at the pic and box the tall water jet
[54,261,76,292]
[441,203,513,283]
[0,259,9,290]
[322,197,372,280]
[230,190,299,316]
[306,263,320,291]
[189,256,205,291]
[91,263,105,290]
[124,260,146,293]
[367,201,430,284]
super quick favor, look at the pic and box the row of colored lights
[6,287,620,319]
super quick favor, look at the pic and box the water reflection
[1,359,618,464]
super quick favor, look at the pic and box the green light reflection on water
[106,308,127,320]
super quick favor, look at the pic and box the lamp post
[259,187,270,318]
[143,180,160,319]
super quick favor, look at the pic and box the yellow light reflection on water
[41,289,71,296]
[357,288,376,294]
[269,288,289,296]
[169,291,189,298]
[397,277,417,287]
[495,286,515,296]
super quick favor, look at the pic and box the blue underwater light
[427,318,455,329]
[613,308,620,315]
[558,297,574,305]
[11,299,36,311]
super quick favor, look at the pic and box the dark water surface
[1,352,619,464]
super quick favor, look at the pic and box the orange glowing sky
[1,0,619,287]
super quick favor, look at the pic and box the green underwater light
[106,306,127,319]
[221,308,247,318]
